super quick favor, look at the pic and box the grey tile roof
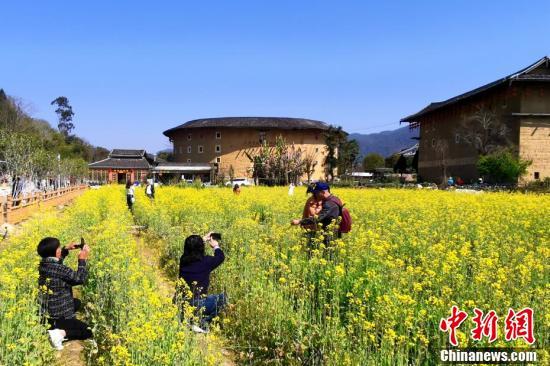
[401,56,550,123]
[111,149,146,157]
[164,117,330,137]
[88,157,152,169]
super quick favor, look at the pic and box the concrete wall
[170,127,327,181]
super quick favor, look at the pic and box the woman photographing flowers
[178,232,226,333]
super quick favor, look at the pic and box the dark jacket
[299,195,341,229]
[179,248,225,299]
[38,248,88,319]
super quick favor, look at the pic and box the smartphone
[210,233,222,241]
[76,237,85,249]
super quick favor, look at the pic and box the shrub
[477,149,531,183]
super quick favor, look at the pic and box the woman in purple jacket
[179,232,226,333]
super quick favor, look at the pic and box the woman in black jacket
[178,232,226,333]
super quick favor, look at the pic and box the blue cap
[312,182,330,193]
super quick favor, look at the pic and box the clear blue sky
[1,1,549,153]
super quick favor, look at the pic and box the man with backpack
[291,182,351,243]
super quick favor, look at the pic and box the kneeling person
[37,237,92,350]
[179,233,226,333]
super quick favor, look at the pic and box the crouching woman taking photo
[178,232,226,333]
[37,237,92,350]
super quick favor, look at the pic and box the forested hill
[349,126,419,158]
[0,88,109,178]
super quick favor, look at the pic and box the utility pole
[57,154,61,190]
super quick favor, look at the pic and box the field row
[0,187,223,365]
[134,187,549,365]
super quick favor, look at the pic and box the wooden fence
[1,185,88,225]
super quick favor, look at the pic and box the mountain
[349,126,419,158]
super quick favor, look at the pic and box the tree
[434,139,449,184]
[411,150,419,172]
[338,139,360,175]
[323,126,347,181]
[362,153,385,171]
[0,130,39,178]
[456,106,510,155]
[228,165,235,183]
[385,153,400,169]
[0,95,28,131]
[394,155,408,174]
[245,135,307,185]
[245,141,271,185]
[156,150,174,162]
[51,97,75,136]
[477,149,531,184]
[60,158,89,183]
[303,151,318,184]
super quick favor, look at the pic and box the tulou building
[163,117,330,182]
[401,56,550,183]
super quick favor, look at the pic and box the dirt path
[133,232,235,366]
[56,341,85,366]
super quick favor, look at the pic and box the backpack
[327,196,352,233]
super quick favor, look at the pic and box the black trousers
[127,194,133,210]
[48,299,92,340]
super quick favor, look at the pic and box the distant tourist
[126,181,135,210]
[233,184,241,195]
[11,176,22,206]
[145,180,155,200]
[178,233,226,333]
[288,183,295,196]
[447,176,455,187]
[37,237,92,350]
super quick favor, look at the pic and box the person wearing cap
[291,182,342,239]
[301,184,323,229]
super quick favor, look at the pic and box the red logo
[439,307,535,346]
[471,308,498,343]
[505,308,535,344]
[439,305,469,346]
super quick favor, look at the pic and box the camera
[75,237,85,250]
[210,233,222,241]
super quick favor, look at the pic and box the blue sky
[1,1,549,152]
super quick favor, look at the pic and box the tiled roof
[401,56,550,123]
[110,149,146,157]
[164,117,330,137]
[88,157,152,169]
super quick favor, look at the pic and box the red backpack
[327,196,352,233]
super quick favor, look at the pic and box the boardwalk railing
[1,185,88,225]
